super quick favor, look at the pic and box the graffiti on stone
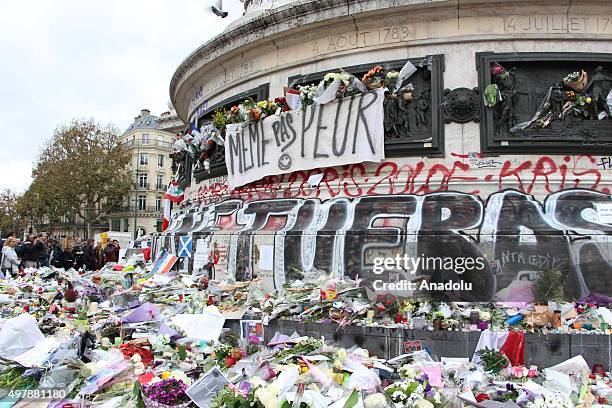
[154,188,612,301]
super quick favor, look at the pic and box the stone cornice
[169,0,605,121]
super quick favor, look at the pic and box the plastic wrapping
[0,313,45,358]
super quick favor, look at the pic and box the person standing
[94,241,104,270]
[37,235,50,267]
[1,237,20,278]
[60,238,76,270]
[103,240,119,264]
[73,239,85,270]
[21,235,44,269]
[49,239,63,268]
[82,239,97,271]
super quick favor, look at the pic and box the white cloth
[471,330,509,364]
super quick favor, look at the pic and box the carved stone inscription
[503,15,612,34]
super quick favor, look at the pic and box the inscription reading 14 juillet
[504,15,612,33]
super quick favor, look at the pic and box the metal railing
[123,139,173,149]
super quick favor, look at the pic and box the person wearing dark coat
[37,235,50,267]
[82,239,97,271]
[49,239,63,268]
[59,238,76,270]
[21,235,44,269]
[102,242,119,264]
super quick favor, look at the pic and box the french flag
[147,250,178,277]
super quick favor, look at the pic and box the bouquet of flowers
[362,65,385,89]
[212,383,260,408]
[274,96,290,112]
[475,347,509,373]
[298,84,318,107]
[142,377,191,408]
[385,70,400,91]
[385,372,443,407]
[257,100,280,117]
[525,393,574,408]
[563,70,588,91]
[324,72,352,88]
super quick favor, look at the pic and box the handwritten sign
[224,89,386,188]
[595,202,612,223]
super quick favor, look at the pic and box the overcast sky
[0,0,244,192]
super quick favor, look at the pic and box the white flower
[254,386,278,408]
[363,393,390,408]
[130,353,141,363]
[398,365,421,380]
[480,311,491,321]
[171,370,192,385]
[416,400,434,408]
[392,391,406,401]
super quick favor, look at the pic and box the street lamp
[134,140,140,240]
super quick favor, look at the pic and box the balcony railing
[123,139,173,150]
[135,182,150,190]
[115,205,161,214]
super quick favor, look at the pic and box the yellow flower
[586,97,592,103]
[325,290,337,300]
[161,371,171,380]
[336,348,348,362]
[257,101,267,108]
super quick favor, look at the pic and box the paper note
[258,245,274,271]
[171,307,225,342]
[193,239,210,272]
[187,366,230,408]
[595,202,612,222]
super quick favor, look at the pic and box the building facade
[108,109,177,238]
[157,0,612,301]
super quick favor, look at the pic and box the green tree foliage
[26,119,132,237]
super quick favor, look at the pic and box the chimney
[140,109,151,118]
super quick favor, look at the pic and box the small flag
[147,250,178,277]
[178,236,193,258]
[164,181,184,203]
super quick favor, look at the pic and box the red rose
[225,357,237,368]
[476,393,490,402]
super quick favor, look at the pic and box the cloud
[0,0,244,191]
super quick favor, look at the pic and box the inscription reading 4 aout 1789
[504,15,612,33]
[312,25,410,54]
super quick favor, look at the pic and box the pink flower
[491,63,505,76]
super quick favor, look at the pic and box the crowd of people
[0,233,122,278]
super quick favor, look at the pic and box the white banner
[224,88,386,189]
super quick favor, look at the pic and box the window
[137,195,146,211]
[139,153,148,166]
[158,154,164,167]
[141,133,149,144]
[111,219,121,232]
[156,196,162,211]
[156,174,164,190]
[123,219,129,232]
[156,219,163,232]
[138,173,148,189]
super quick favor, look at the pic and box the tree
[28,119,132,237]
[0,189,27,237]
